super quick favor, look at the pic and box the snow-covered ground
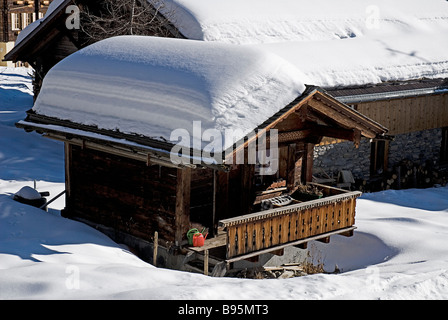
[0,68,63,182]
[1,68,448,300]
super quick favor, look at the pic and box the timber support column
[303,143,314,183]
[175,167,191,246]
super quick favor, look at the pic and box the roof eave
[3,0,73,62]
[16,114,229,171]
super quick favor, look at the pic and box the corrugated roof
[328,78,448,103]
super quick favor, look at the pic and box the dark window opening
[440,127,448,164]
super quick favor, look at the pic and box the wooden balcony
[217,183,361,261]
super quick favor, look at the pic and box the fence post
[153,231,158,267]
[204,249,209,276]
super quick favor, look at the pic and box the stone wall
[313,139,371,180]
[388,128,441,169]
[313,128,443,181]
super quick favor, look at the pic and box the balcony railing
[219,183,361,260]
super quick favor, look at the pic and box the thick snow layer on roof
[163,0,448,44]
[260,31,448,88]
[33,36,306,151]
[15,19,43,45]
[45,0,67,18]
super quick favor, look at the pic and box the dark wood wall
[32,33,79,96]
[61,140,311,245]
[63,144,184,244]
[62,143,259,245]
[190,168,213,229]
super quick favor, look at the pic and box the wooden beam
[308,99,378,139]
[309,124,356,141]
[269,129,313,144]
[204,250,209,276]
[240,165,255,215]
[286,143,297,190]
[295,242,308,249]
[317,236,330,244]
[175,168,191,246]
[153,231,158,267]
[339,229,354,237]
[270,248,284,256]
[314,91,388,136]
[64,142,72,200]
[225,91,317,163]
[302,143,314,183]
[215,170,229,221]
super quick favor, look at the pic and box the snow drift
[2,178,448,300]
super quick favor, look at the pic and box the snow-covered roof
[260,31,448,88]
[18,1,448,155]
[163,0,448,44]
[11,0,448,88]
[15,19,42,46]
[162,0,448,87]
[32,36,306,152]
[16,0,68,45]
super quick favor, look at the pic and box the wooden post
[215,170,229,220]
[287,143,297,190]
[212,170,217,236]
[175,168,191,246]
[302,143,315,183]
[317,236,330,244]
[240,165,255,215]
[153,231,158,267]
[204,249,209,276]
[35,0,40,19]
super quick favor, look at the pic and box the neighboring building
[317,79,448,189]
[0,0,52,67]
[3,0,179,97]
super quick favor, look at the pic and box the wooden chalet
[17,85,387,274]
[10,0,446,273]
[5,0,448,193]
[0,0,52,67]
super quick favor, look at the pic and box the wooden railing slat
[223,186,362,259]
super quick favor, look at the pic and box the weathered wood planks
[63,144,183,244]
[356,93,448,135]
